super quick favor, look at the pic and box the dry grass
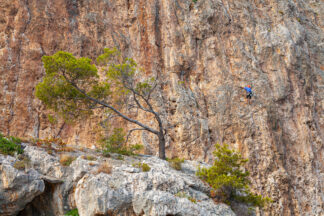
[59,154,76,166]
[13,160,26,170]
[57,146,75,152]
[81,155,97,161]
[96,162,112,174]
[13,156,30,170]
[88,162,96,166]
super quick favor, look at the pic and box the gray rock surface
[0,155,45,216]
[0,145,235,216]
[133,191,233,216]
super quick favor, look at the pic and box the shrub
[97,162,112,174]
[100,128,144,156]
[47,114,58,124]
[0,133,23,156]
[116,155,124,160]
[132,162,151,172]
[141,163,151,172]
[129,143,144,153]
[167,157,184,170]
[196,144,271,208]
[59,154,76,166]
[30,137,67,153]
[65,208,79,216]
[101,128,128,155]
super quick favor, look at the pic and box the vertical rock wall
[0,0,323,215]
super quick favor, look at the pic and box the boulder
[0,155,45,216]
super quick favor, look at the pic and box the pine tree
[197,144,271,208]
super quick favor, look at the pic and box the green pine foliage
[0,133,23,156]
[65,209,79,216]
[196,144,271,208]
[35,48,167,159]
[35,51,110,120]
[36,48,157,119]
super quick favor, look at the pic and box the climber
[243,85,253,104]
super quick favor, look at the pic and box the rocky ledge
[0,144,235,216]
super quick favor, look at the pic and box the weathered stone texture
[0,145,235,216]
[0,155,45,216]
[0,0,323,215]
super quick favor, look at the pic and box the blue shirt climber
[244,86,252,93]
[244,85,253,104]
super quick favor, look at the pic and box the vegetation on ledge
[0,133,23,156]
[197,144,272,209]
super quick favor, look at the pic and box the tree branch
[66,80,159,135]
[132,91,152,113]
[125,128,146,144]
[147,79,158,101]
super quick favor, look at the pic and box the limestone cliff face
[0,0,323,215]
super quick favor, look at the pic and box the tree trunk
[158,133,166,160]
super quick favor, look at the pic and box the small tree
[36,48,167,159]
[197,144,271,209]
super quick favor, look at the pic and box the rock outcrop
[0,155,44,216]
[0,144,235,216]
[0,0,323,215]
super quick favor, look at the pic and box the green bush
[65,209,79,216]
[133,162,151,172]
[129,143,144,153]
[116,155,124,160]
[196,144,271,208]
[100,128,143,156]
[0,133,23,156]
[141,163,151,172]
[167,157,184,170]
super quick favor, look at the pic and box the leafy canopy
[36,49,155,121]
[36,51,111,120]
[36,48,166,159]
[197,144,271,208]
[0,133,23,156]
